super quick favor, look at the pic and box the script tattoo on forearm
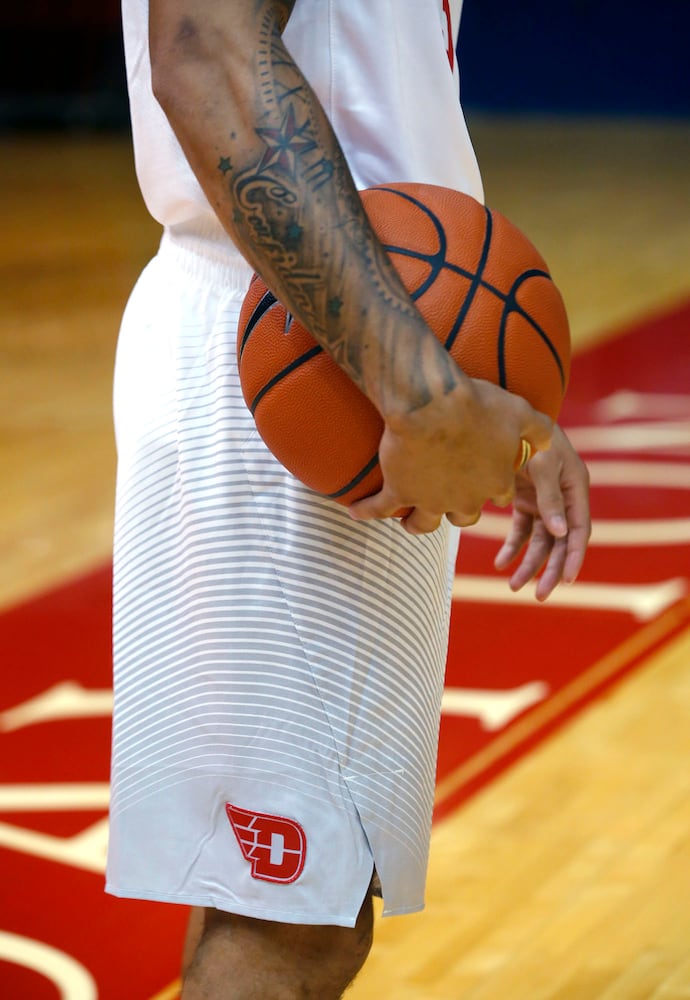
[216,4,458,406]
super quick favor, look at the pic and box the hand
[348,378,553,533]
[493,424,591,601]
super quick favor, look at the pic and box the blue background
[0,0,688,127]
[460,0,689,116]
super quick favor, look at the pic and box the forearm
[149,0,466,419]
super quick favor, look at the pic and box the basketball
[237,182,571,506]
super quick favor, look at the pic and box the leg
[182,907,205,980]
[182,892,374,1000]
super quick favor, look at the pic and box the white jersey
[122,0,483,244]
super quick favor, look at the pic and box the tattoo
[271,0,295,34]
[327,296,343,318]
[254,105,316,176]
[218,2,458,410]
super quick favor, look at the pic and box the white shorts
[106,229,460,927]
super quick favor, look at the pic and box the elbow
[149,16,251,119]
[149,58,173,114]
[149,18,198,111]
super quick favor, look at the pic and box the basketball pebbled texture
[237,183,571,506]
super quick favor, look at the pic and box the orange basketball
[237,182,571,505]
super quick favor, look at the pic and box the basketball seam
[497,269,566,391]
[373,196,563,390]
[250,345,324,415]
[239,288,278,362]
[444,205,493,352]
[325,451,380,500]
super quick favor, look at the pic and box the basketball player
[107,1,590,997]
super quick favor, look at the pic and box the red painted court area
[1,301,689,998]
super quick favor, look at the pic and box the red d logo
[226,803,307,884]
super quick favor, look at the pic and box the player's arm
[148,0,552,531]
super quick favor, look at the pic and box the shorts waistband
[159,223,254,291]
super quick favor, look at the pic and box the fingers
[560,466,591,585]
[493,509,561,599]
[496,508,588,601]
[350,492,481,536]
[525,450,569,540]
[496,512,572,602]
[400,509,445,535]
[493,508,533,571]
[516,524,569,600]
[348,486,403,523]
[495,427,591,599]
[534,533,570,601]
[560,517,590,585]
[530,437,591,585]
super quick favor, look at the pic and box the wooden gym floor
[1,116,690,997]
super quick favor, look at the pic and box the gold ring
[517,438,532,470]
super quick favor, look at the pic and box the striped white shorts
[106,230,460,927]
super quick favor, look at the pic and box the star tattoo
[255,105,316,177]
[284,221,304,249]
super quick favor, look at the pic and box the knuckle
[407,520,441,535]
[447,511,478,528]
